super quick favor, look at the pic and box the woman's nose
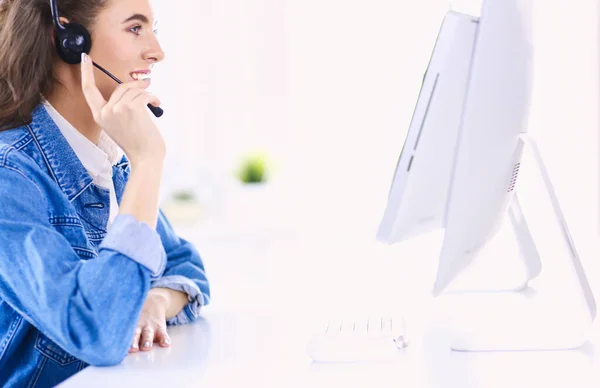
[144,37,166,63]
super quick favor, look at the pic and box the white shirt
[41,99,124,229]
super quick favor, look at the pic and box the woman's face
[88,0,165,100]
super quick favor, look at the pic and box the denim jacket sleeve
[0,164,166,366]
[151,210,211,325]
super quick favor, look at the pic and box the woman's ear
[50,16,70,34]
[51,17,71,46]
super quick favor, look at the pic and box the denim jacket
[0,104,211,387]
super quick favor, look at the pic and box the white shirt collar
[41,99,124,180]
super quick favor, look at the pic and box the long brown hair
[0,0,107,131]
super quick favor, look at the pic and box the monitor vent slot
[507,162,520,193]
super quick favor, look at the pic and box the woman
[0,0,210,386]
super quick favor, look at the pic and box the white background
[147,0,600,302]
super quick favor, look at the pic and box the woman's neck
[44,82,102,145]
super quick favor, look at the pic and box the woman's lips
[130,71,151,81]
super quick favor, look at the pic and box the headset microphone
[49,0,163,117]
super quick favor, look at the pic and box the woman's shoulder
[0,125,32,164]
[0,125,54,187]
[0,123,30,147]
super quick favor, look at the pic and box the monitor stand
[441,191,542,295]
[446,135,597,351]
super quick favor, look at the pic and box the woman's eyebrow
[122,13,157,25]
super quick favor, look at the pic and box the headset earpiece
[54,22,92,65]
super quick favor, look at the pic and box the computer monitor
[377,2,541,291]
[435,0,596,351]
[378,0,596,351]
[377,10,478,244]
[378,0,539,289]
[431,0,535,295]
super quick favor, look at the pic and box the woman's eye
[130,25,142,34]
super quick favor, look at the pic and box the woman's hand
[80,52,166,165]
[129,290,171,352]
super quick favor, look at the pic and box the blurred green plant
[172,190,196,202]
[236,153,268,184]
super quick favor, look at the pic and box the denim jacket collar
[25,104,129,202]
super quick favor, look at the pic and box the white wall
[150,0,600,292]
[284,0,452,237]
[150,0,289,201]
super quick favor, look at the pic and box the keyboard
[307,315,408,362]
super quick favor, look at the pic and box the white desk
[61,225,600,388]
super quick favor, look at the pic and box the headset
[49,0,164,117]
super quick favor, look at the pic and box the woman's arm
[126,210,210,352]
[0,161,166,366]
[151,210,211,325]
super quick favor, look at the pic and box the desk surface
[61,225,600,388]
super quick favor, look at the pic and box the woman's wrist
[148,287,189,319]
[119,153,164,228]
[128,154,165,171]
[147,288,170,308]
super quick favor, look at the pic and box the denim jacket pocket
[85,229,107,251]
[49,216,98,259]
[34,332,79,366]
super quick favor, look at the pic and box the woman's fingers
[131,90,161,108]
[80,53,106,120]
[140,326,154,351]
[155,326,171,348]
[104,79,152,111]
[129,326,142,353]
[128,325,170,354]
[129,325,168,353]
[117,88,161,111]
[110,88,143,114]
